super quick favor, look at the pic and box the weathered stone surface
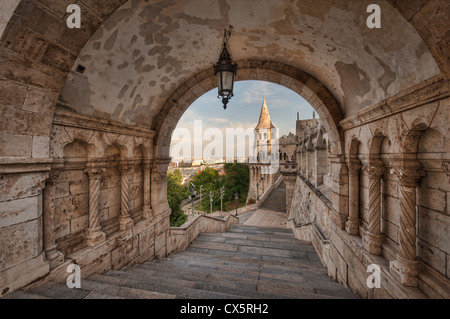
[32,136,50,158]
[0,133,32,157]
[418,208,450,254]
[0,253,49,298]
[0,173,47,202]
[111,236,139,270]
[23,87,56,114]
[40,43,77,73]
[0,196,40,228]
[0,219,41,272]
[418,187,446,213]
[417,239,447,276]
[0,105,52,136]
[0,79,27,108]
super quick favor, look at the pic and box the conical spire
[256,97,275,129]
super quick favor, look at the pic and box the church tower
[254,97,275,161]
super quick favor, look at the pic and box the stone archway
[1,0,449,299]
[150,60,347,221]
[153,60,345,160]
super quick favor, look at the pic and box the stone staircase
[4,225,355,299]
[259,183,286,212]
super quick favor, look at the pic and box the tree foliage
[192,163,249,212]
[167,169,188,226]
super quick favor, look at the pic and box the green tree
[190,164,249,212]
[223,163,249,204]
[191,167,223,211]
[167,170,188,226]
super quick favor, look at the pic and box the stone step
[4,212,354,300]
[33,282,93,299]
[201,231,305,245]
[138,259,340,294]
[197,232,314,249]
[81,278,176,299]
[167,250,323,276]
[2,289,52,299]
[151,254,342,293]
[259,185,287,213]
[90,271,246,299]
[119,266,291,299]
[115,264,341,299]
[168,253,329,282]
[227,225,294,236]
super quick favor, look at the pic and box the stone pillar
[329,157,349,230]
[118,164,134,230]
[249,165,256,201]
[151,158,171,216]
[362,165,385,255]
[84,167,107,247]
[389,167,424,287]
[43,170,65,268]
[142,160,153,219]
[345,161,361,235]
[314,146,327,187]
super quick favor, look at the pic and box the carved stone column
[84,167,107,247]
[389,167,424,286]
[151,158,172,216]
[345,161,361,235]
[118,164,134,230]
[43,170,65,268]
[362,165,385,255]
[142,160,153,219]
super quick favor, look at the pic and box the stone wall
[0,106,172,296]
[288,77,450,298]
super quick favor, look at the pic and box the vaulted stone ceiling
[56,0,440,129]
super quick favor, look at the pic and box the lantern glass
[219,70,234,96]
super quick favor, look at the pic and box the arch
[348,137,362,161]
[63,139,88,168]
[133,144,145,164]
[402,120,429,156]
[104,144,121,160]
[154,61,345,162]
[369,132,388,157]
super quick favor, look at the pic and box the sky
[170,80,316,161]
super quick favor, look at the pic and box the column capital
[142,160,153,170]
[84,167,105,180]
[389,168,425,186]
[46,170,61,186]
[118,163,133,174]
[347,161,361,174]
[363,165,385,178]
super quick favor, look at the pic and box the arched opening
[152,66,345,224]
[167,79,320,221]
[154,61,344,161]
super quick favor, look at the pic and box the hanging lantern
[213,26,238,110]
